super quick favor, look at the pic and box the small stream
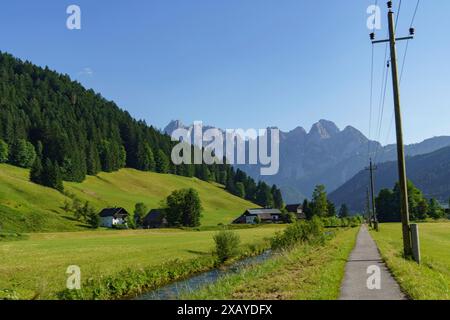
[135,251,272,300]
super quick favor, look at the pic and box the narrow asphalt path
[340,225,406,300]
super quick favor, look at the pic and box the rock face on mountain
[164,120,450,203]
[329,146,450,212]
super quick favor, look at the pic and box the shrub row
[321,216,363,228]
[270,217,325,250]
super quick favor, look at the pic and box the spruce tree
[155,149,169,173]
[272,185,284,209]
[0,139,9,163]
[30,154,43,185]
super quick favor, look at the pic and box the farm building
[233,208,282,224]
[143,209,168,229]
[285,204,306,219]
[98,207,129,228]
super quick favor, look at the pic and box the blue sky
[0,0,449,144]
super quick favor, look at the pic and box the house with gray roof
[233,208,282,224]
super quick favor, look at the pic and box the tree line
[225,168,283,209]
[301,184,349,219]
[0,52,283,206]
[376,180,447,222]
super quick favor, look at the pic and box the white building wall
[100,216,114,228]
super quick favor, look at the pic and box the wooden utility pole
[366,159,378,231]
[387,5,412,258]
[371,1,414,257]
[366,187,372,227]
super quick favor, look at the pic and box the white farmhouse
[98,207,129,228]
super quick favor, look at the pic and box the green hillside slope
[0,164,257,232]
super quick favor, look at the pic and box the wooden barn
[143,209,168,229]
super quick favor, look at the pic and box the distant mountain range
[329,146,450,212]
[164,120,450,203]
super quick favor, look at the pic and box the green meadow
[0,225,284,299]
[0,164,258,232]
[371,222,450,300]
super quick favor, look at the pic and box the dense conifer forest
[0,52,283,207]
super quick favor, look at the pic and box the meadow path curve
[339,225,406,300]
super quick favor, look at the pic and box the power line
[384,0,420,145]
[374,60,390,163]
[367,0,379,159]
[395,0,402,29]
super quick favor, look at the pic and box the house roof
[232,208,282,223]
[285,204,302,212]
[99,207,129,218]
[245,208,282,216]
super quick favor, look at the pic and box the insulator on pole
[387,1,393,9]
[409,28,415,36]
[370,33,375,40]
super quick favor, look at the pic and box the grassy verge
[0,225,283,300]
[183,227,359,300]
[371,222,450,300]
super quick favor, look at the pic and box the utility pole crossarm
[372,36,414,44]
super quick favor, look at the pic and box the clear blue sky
[1,0,449,144]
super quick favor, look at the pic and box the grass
[371,222,450,300]
[0,224,284,299]
[0,164,258,232]
[184,227,360,300]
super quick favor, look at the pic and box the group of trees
[376,181,447,222]
[0,138,36,167]
[302,185,349,220]
[165,188,203,227]
[63,198,100,228]
[225,168,284,209]
[0,51,282,205]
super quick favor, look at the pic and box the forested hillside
[329,146,450,212]
[0,52,282,207]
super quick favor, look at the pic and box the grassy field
[0,164,258,232]
[371,222,450,300]
[184,227,360,300]
[0,225,284,299]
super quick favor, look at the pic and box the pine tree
[155,149,169,173]
[0,139,9,163]
[256,182,274,208]
[30,154,43,184]
[328,201,337,217]
[338,204,349,218]
[235,182,246,198]
[272,185,284,209]
[137,143,155,171]
[311,185,328,217]
[41,158,64,192]
[86,142,101,175]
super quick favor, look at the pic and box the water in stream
[135,251,272,300]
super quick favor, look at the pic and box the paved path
[340,225,406,300]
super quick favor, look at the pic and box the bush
[271,216,324,250]
[213,230,241,263]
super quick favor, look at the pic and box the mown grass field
[0,164,258,232]
[0,225,284,299]
[184,227,360,300]
[371,222,450,300]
